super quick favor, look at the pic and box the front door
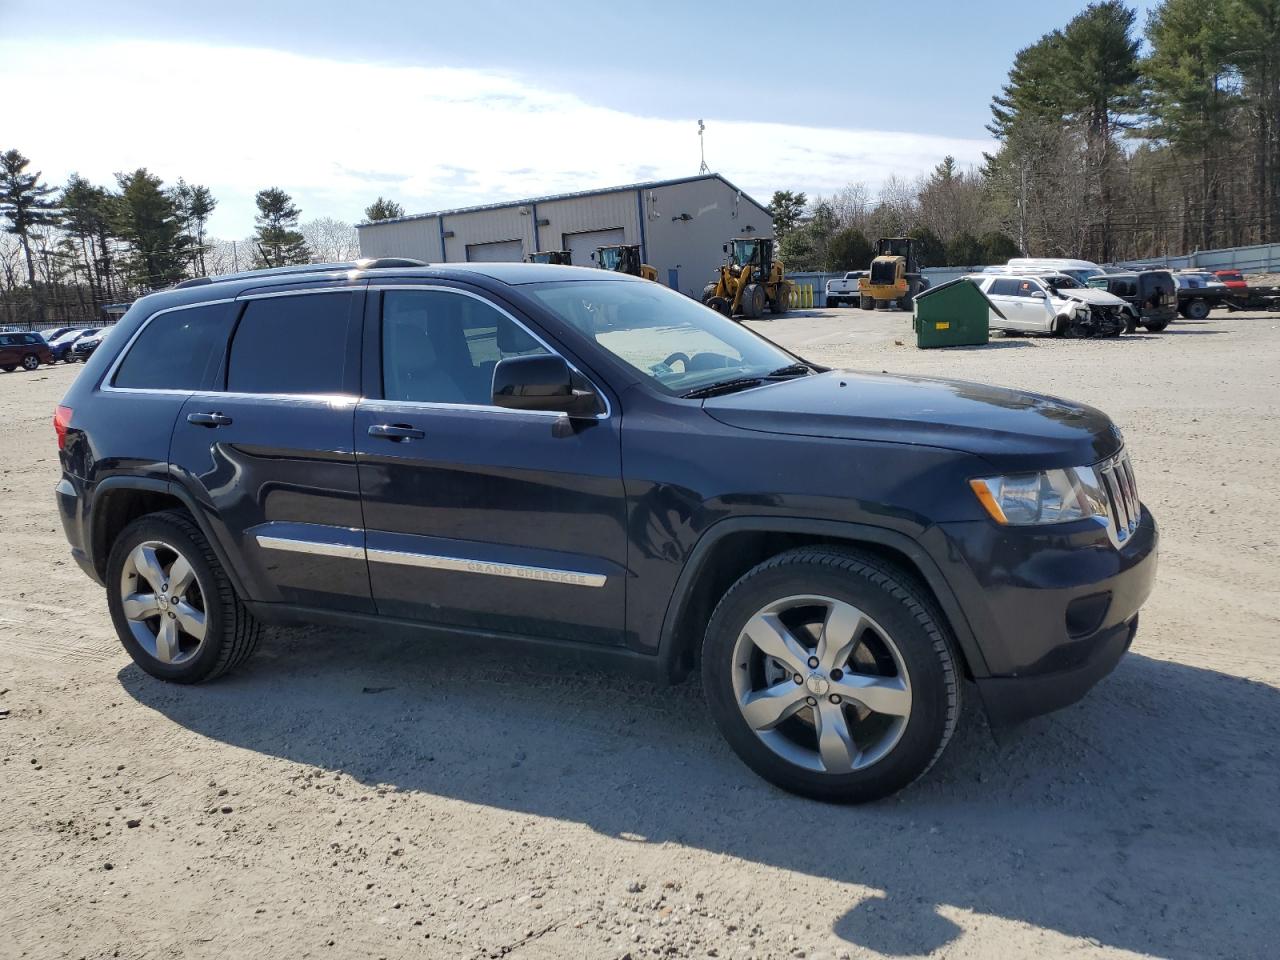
[354,284,627,646]
[168,285,373,613]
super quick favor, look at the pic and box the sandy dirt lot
[2,310,1278,960]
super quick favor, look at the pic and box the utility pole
[698,119,710,175]
[1017,162,1028,256]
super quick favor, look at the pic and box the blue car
[49,328,100,362]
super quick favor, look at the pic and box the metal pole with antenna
[698,119,710,175]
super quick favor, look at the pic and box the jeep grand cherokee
[55,259,1158,802]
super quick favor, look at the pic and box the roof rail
[172,257,427,290]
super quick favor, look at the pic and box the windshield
[527,280,796,396]
[1042,275,1080,291]
[597,247,623,271]
[731,240,761,266]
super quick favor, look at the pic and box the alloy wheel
[730,594,912,774]
[21,354,38,370]
[119,539,208,665]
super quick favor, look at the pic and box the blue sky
[0,0,1162,236]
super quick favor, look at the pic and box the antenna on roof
[698,119,710,175]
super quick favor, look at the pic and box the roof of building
[356,173,770,229]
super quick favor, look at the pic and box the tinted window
[1015,280,1042,297]
[0,335,13,346]
[114,304,235,390]
[227,293,353,395]
[381,290,548,405]
[988,279,1020,296]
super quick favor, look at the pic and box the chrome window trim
[255,535,365,560]
[236,287,364,301]
[367,283,612,421]
[367,546,607,588]
[101,297,238,394]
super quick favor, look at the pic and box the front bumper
[936,506,1158,725]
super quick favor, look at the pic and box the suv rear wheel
[21,353,40,371]
[106,510,261,683]
[701,547,960,803]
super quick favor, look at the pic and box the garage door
[465,239,524,262]
[564,228,625,268]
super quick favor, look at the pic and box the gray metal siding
[356,217,444,261]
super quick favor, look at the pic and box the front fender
[655,516,990,683]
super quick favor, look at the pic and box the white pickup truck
[825,271,868,307]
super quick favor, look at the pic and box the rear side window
[113,304,235,390]
[988,279,1019,296]
[227,293,353,395]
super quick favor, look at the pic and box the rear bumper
[56,474,101,584]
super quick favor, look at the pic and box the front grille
[1098,450,1140,545]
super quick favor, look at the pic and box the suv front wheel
[701,547,960,803]
[106,510,261,683]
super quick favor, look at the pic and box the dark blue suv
[55,259,1157,802]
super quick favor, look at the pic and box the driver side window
[381,290,549,406]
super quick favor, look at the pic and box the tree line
[774,0,1279,272]
[0,148,408,326]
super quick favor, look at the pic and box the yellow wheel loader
[594,244,657,281]
[701,237,791,320]
[857,237,930,310]
[527,250,572,265]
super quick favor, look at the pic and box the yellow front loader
[701,237,791,320]
[858,237,930,310]
[594,244,657,281]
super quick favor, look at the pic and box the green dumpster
[911,278,1002,348]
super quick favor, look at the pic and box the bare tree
[300,217,360,263]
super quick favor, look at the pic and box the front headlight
[969,467,1108,525]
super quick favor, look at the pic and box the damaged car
[971,273,1128,338]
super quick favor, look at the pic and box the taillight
[54,405,72,450]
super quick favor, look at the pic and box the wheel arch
[656,517,988,685]
[89,477,249,598]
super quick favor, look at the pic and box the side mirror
[492,354,599,418]
[1030,290,1047,299]
[722,243,729,253]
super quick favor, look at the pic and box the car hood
[1056,288,1127,307]
[703,370,1122,470]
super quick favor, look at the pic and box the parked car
[970,273,1128,337]
[1087,270,1178,332]
[0,331,54,371]
[825,271,868,308]
[1005,258,1106,286]
[43,326,79,341]
[69,328,107,361]
[47,328,99,362]
[1213,269,1248,292]
[1173,271,1232,319]
[55,259,1157,803]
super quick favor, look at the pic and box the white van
[1006,258,1105,285]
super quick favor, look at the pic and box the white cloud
[0,39,993,236]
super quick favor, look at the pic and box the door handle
[187,411,233,427]
[368,423,425,441]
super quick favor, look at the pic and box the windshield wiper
[681,377,764,399]
[766,362,813,378]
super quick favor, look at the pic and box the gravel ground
[2,309,1278,960]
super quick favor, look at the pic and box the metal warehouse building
[355,173,774,299]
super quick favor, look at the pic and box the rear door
[168,284,373,613]
[984,278,1025,330]
[354,282,627,646]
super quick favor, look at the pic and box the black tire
[706,296,731,317]
[1184,297,1210,320]
[772,288,790,315]
[1062,315,1088,338]
[1124,312,1139,334]
[742,283,765,319]
[106,510,261,683]
[825,297,837,308]
[21,353,39,371]
[701,282,718,304]
[898,296,911,311]
[859,296,874,310]
[1144,319,1170,332]
[701,546,960,803]
[0,365,14,372]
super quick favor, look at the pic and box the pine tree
[254,188,310,266]
[364,197,405,222]
[171,180,217,276]
[115,168,191,289]
[0,148,60,288]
